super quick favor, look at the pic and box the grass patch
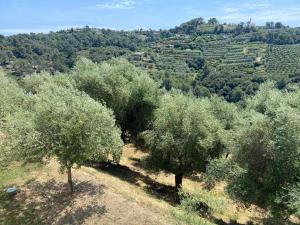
[171,208,216,225]
[0,162,44,187]
[0,162,46,225]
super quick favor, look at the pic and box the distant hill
[1,18,300,102]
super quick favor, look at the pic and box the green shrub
[172,208,215,225]
[287,183,300,217]
[179,189,226,216]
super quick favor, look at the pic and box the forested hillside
[1,18,300,102]
[1,57,299,225]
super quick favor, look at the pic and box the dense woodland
[0,18,300,224]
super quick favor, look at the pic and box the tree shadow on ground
[212,218,254,225]
[0,179,106,225]
[204,203,296,225]
[93,163,179,206]
[130,156,204,187]
[257,217,299,225]
[85,158,295,225]
[129,156,206,185]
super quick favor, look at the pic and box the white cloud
[94,0,138,10]
[243,1,270,10]
[220,0,270,13]
[222,7,239,13]
[188,0,300,25]
[218,5,300,24]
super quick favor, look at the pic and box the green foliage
[0,28,141,76]
[20,71,75,94]
[171,17,205,34]
[0,18,300,217]
[0,71,25,120]
[208,96,238,130]
[0,72,27,167]
[1,19,300,101]
[4,83,123,169]
[207,82,300,214]
[72,58,135,123]
[0,18,300,102]
[3,111,44,163]
[229,102,299,208]
[172,209,215,225]
[38,83,123,164]
[250,28,300,44]
[172,188,228,225]
[123,73,161,136]
[286,183,300,216]
[78,46,130,63]
[144,93,224,186]
[205,157,246,188]
[72,58,160,136]
[179,189,226,216]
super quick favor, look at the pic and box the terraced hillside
[1,18,300,101]
[265,44,300,80]
[124,30,300,101]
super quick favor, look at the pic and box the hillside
[1,18,300,102]
[0,146,174,225]
[1,144,273,225]
[1,49,299,224]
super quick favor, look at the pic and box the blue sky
[1,0,300,35]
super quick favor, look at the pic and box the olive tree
[20,71,75,94]
[235,83,300,203]
[72,58,135,124]
[0,71,25,120]
[0,72,26,167]
[144,93,224,188]
[4,83,123,192]
[206,82,300,215]
[123,73,160,137]
[72,58,160,137]
[230,107,300,210]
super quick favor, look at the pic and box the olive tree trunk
[67,166,73,193]
[175,173,183,189]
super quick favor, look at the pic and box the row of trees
[0,58,160,192]
[145,80,300,217]
[1,19,300,105]
[206,82,300,216]
[250,29,300,45]
[170,17,300,43]
[0,27,142,76]
[0,59,299,218]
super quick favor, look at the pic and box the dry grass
[118,144,270,225]
[0,144,278,225]
[0,156,174,225]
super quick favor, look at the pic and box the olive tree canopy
[4,82,123,192]
[145,93,224,188]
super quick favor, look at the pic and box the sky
[1,0,300,35]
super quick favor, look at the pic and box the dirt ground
[1,144,291,225]
[1,144,178,225]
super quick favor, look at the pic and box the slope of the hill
[0,147,175,225]
[0,18,300,102]
[2,144,290,225]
